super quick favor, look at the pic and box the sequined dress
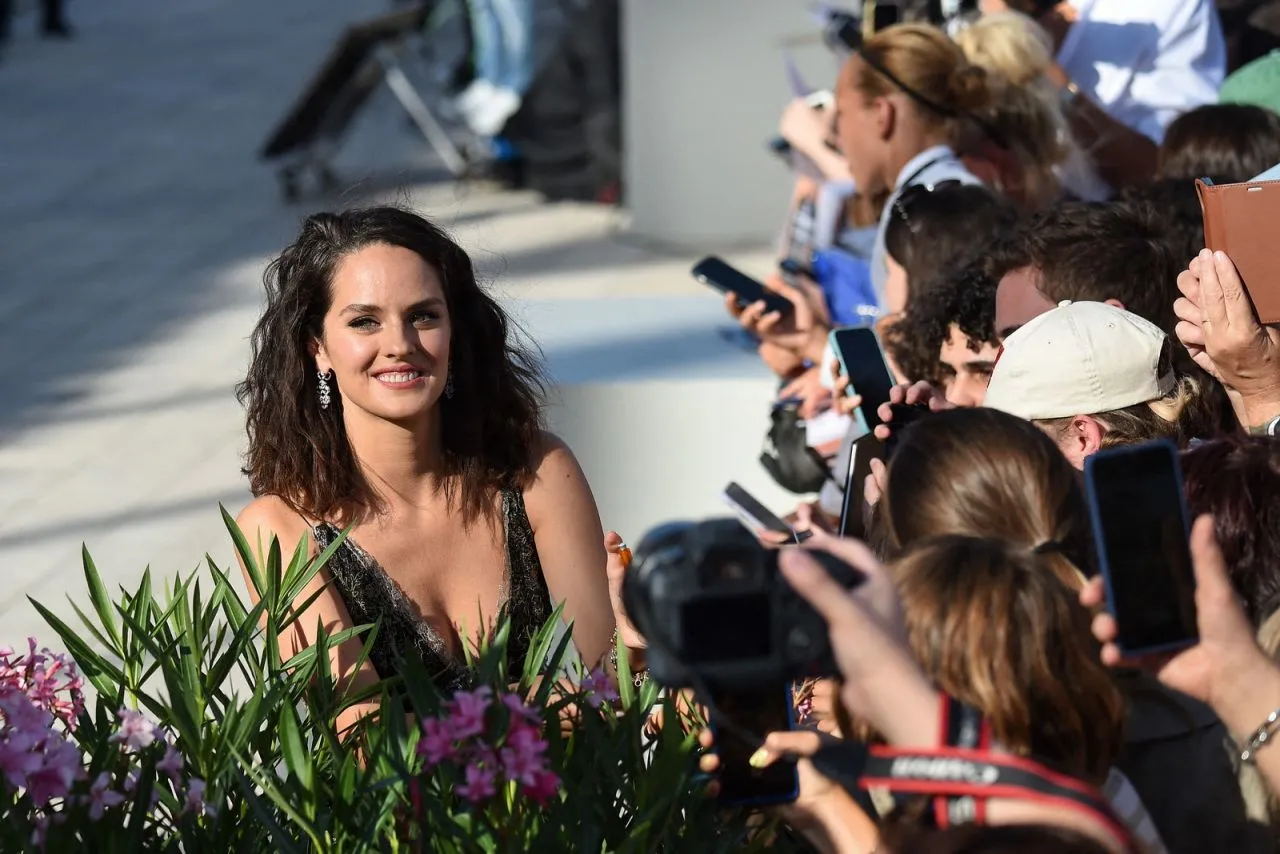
[311,487,552,692]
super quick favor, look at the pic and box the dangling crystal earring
[444,366,455,400]
[317,369,332,409]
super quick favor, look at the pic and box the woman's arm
[522,434,616,669]
[236,497,382,738]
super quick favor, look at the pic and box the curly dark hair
[237,206,545,524]
[885,254,999,384]
[1182,436,1280,626]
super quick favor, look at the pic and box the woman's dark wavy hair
[236,206,545,524]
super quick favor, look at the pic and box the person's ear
[1077,414,1106,458]
[1103,298,1126,311]
[309,337,331,374]
[876,97,896,142]
[1058,415,1105,469]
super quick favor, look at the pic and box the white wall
[545,378,801,546]
[622,0,841,248]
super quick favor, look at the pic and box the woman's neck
[884,126,950,190]
[343,408,445,509]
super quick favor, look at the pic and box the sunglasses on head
[892,179,964,231]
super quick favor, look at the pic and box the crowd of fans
[695,0,1280,851]
[232,2,1280,852]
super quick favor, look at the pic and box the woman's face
[313,242,452,425]
[836,58,889,194]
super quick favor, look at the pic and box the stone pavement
[0,0,799,649]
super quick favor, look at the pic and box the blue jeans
[467,0,533,94]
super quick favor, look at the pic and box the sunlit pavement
[0,0,797,648]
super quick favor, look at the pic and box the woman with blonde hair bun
[833,22,992,307]
[953,11,1070,209]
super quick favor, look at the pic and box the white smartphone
[722,482,813,544]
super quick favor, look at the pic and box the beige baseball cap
[984,301,1176,420]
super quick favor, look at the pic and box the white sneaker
[454,79,497,116]
[464,87,522,137]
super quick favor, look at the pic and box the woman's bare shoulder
[235,495,313,556]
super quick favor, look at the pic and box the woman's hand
[871,381,953,441]
[698,727,879,853]
[863,457,887,510]
[725,277,830,364]
[1174,249,1280,431]
[605,531,646,655]
[780,366,833,420]
[830,373,864,419]
[789,502,837,536]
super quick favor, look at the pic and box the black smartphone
[882,403,931,460]
[778,258,814,280]
[1084,441,1198,657]
[839,433,884,540]
[709,683,799,807]
[829,328,895,429]
[723,482,813,544]
[693,256,793,316]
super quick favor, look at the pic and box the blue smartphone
[829,327,895,429]
[710,683,799,807]
[1084,441,1198,657]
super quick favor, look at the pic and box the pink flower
[502,693,540,724]
[0,736,42,790]
[30,813,50,850]
[499,725,548,786]
[581,668,619,708]
[521,769,560,806]
[157,744,184,780]
[183,777,216,817]
[86,771,126,820]
[418,717,456,767]
[457,763,497,803]
[110,708,160,752]
[444,687,492,740]
[24,736,81,807]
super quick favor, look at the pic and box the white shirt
[870,144,983,305]
[1057,0,1225,145]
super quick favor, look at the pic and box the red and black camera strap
[808,696,1134,852]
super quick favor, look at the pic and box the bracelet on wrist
[1240,707,1280,764]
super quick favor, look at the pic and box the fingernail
[748,747,770,768]
[1214,250,1228,264]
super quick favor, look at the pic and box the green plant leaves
[22,510,806,852]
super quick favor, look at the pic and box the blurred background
[0,0,845,645]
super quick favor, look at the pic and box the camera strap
[936,695,991,826]
[809,696,1133,853]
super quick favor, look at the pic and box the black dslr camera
[823,1,982,53]
[621,518,864,690]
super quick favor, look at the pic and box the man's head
[886,256,1001,406]
[985,301,1204,468]
[989,201,1181,341]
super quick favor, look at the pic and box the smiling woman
[233,207,628,733]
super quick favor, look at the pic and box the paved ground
[0,0,797,648]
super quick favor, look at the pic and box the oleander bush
[0,509,800,852]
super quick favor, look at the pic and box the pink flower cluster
[418,686,560,806]
[0,638,212,848]
[0,639,87,808]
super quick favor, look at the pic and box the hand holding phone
[1085,441,1198,657]
[723,482,813,545]
[829,328,895,431]
[707,683,799,806]
[693,256,793,317]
